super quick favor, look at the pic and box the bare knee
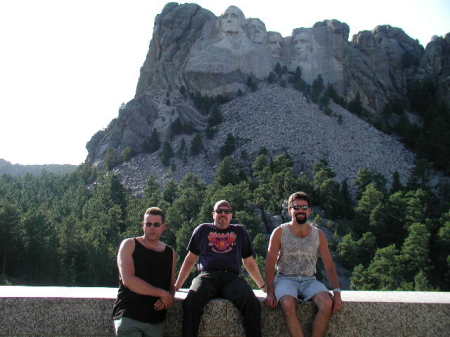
[314,292,332,315]
[280,296,298,315]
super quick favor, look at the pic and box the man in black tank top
[112,207,178,337]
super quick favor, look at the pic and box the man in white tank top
[265,192,343,337]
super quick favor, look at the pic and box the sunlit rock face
[287,20,348,86]
[135,3,215,97]
[85,3,449,192]
[136,4,416,105]
[246,19,267,44]
[184,6,273,95]
[267,31,284,60]
[420,33,450,103]
[135,3,433,107]
[350,25,425,112]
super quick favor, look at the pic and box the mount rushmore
[86,3,450,193]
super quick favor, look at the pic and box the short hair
[144,207,165,223]
[287,192,311,208]
[213,200,232,211]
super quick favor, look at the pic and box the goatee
[295,213,307,224]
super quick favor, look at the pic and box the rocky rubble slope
[113,85,414,194]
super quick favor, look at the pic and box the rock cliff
[85,3,450,193]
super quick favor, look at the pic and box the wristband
[332,288,341,292]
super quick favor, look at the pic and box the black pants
[182,271,262,337]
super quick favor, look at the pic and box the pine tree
[399,222,430,279]
[143,129,161,153]
[337,232,376,268]
[0,203,19,276]
[144,176,163,206]
[190,134,203,156]
[311,75,325,103]
[215,157,244,186]
[207,106,223,128]
[176,138,188,163]
[355,168,387,198]
[351,245,401,290]
[122,146,135,162]
[247,76,258,92]
[348,92,363,116]
[163,180,178,204]
[267,72,277,84]
[160,142,174,166]
[220,133,237,158]
[104,148,120,170]
[391,171,403,193]
[274,63,282,76]
[354,183,384,235]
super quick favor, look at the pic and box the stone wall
[0,286,449,337]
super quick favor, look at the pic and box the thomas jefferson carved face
[220,6,245,34]
[246,18,267,44]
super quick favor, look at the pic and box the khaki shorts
[113,317,163,337]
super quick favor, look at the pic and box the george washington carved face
[220,6,245,34]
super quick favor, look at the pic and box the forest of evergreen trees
[0,153,449,291]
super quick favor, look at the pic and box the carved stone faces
[246,18,267,44]
[220,6,245,34]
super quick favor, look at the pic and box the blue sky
[1,0,449,165]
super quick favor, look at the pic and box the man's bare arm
[170,249,179,295]
[265,227,282,307]
[174,251,199,291]
[155,247,178,310]
[242,256,265,289]
[318,230,343,312]
[118,238,172,300]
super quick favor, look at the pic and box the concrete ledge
[1,286,449,337]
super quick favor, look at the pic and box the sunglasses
[214,209,233,214]
[291,205,310,211]
[145,222,162,228]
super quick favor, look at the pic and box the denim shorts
[274,275,329,302]
[113,317,163,337]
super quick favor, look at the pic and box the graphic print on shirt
[208,231,237,253]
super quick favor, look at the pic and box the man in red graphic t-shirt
[175,200,265,337]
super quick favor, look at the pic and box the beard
[295,213,308,224]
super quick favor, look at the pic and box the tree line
[0,152,449,290]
